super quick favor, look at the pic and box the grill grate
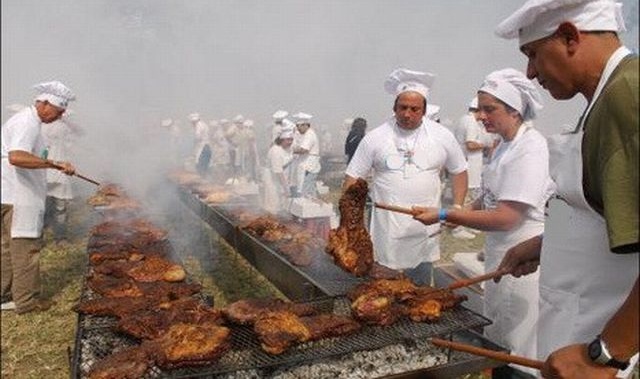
[73,296,490,378]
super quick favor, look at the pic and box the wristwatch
[587,336,630,370]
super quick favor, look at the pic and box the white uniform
[193,120,210,163]
[538,47,638,378]
[1,106,47,238]
[459,113,485,190]
[42,120,75,200]
[262,144,293,214]
[292,128,321,192]
[346,117,467,269]
[480,124,555,374]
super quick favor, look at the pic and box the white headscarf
[33,81,76,109]
[495,0,626,46]
[479,68,543,121]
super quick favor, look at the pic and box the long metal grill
[73,295,490,378]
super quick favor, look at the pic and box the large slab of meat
[325,179,374,276]
[221,298,319,325]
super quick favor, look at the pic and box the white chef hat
[233,114,244,123]
[468,97,479,110]
[243,119,254,128]
[219,118,229,125]
[292,112,313,125]
[279,129,294,139]
[6,103,26,114]
[496,0,626,47]
[426,104,441,120]
[384,68,436,99]
[188,113,200,122]
[479,68,543,121]
[272,110,288,120]
[209,119,219,127]
[161,118,173,127]
[343,118,354,128]
[33,81,76,109]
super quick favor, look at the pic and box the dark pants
[492,365,536,379]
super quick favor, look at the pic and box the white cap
[188,113,200,122]
[6,103,26,114]
[292,112,313,125]
[468,97,479,109]
[243,119,254,128]
[426,104,441,120]
[496,0,626,47]
[279,129,294,139]
[233,114,244,123]
[161,118,173,127]
[209,119,219,127]
[219,118,229,125]
[33,81,76,109]
[343,118,354,128]
[272,110,288,120]
[478,68,543,121]
[384,68,435,99]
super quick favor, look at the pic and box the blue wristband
[438,208,448,222]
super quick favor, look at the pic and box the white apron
[12,135,48,239]
[262,146,292,214]
[538,47,638,377]
[43,121,73,199]
[370,126,441,269]
[481,125,543,375]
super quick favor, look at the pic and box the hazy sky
[2,0,638,190]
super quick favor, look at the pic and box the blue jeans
[404,261,433,286]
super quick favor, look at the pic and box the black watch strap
[588,336,630,370]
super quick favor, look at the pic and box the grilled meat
[368,262,406,280]
[88,345,154,379]
[325,179,373,276]
[152,322,232,369]
[87,274,201,299]
[116,298,223,340]
[347,278,418,302]
[222,298,318,325]
[253,310,312,355]
[350,292,401,326]
[126,256,186,282]
[74,296,159,317]
[404,298,442,322]
[300,314,361,340]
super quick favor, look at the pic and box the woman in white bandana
[413,68,554,378]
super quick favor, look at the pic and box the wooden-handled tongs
[50,162,101,186]
[430,337,544,370]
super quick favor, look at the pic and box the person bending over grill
[1,81,77,314]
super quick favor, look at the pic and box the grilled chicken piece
[152,322,232,369]
[126,256,186,282]
[253,311,312,355]
[222,298,318,325]
[88,345,154,379]
[87,274,201,299]
[347,278,418,302]
[404,298,442,322]
[300,314,361,339]
[116,298,223,340]
[350,292,401,326]
[325,179,374,276]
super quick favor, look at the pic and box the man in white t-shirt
[291,112,321,198]
[1,81,77,314]
[344,68,468,285]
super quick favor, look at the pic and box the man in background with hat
[291,112,321,198]
[1,81,77,314]
[494,0,638,377]
[344,68,468,285]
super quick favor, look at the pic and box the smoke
[2,0,637,196]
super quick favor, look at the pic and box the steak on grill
[222,298,319,325]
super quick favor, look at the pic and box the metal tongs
[50,162,101,186]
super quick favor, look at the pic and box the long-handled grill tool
[50,163,101,186]
[374,202,443,238]
[430,337,544,370]
[445,269,508,290]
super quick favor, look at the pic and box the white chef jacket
[193,120,210,161]
[1,106,48,238]
[263,144,293,214]
[346,117,467,269]
[292,128,321,191]
[480,123,555,374]
[42,119,74,199]
[460,113,485,189]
